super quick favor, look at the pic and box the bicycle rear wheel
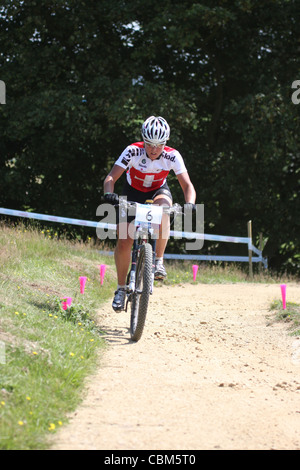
[130,242,153,341]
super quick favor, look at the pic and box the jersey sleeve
[114,145,133,170]
[173,150,188,175]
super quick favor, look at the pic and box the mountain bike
[117,198,182,342]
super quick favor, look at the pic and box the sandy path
[51,282,300,450]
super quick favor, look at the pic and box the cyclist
[103,116,196,312]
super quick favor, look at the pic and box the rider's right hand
[103,192,119,205]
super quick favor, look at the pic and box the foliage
[58,297,99,332]
[269,299,300,336]
[0,0,299,273]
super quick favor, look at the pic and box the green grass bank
[0,222,115,449]
[0,222,297,449]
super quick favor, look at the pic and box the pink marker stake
[61,297,72,310]
[280,284,287,310]
[100,264,107,286]
[79,276,87,294]
[192,265,199,281]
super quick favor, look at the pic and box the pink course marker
[100,264,107,285]
[62,297,72,310]
[280,284,287,310]
[192,265,199,281]
[79,276,87,294]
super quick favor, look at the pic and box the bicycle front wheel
[130,242,153,341]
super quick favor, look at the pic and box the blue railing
[0,207,267,271]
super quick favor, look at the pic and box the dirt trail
[51,283,300,450]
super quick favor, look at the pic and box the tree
[1,0,299,272]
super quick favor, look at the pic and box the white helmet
[141,116,170,145]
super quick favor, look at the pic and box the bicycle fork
[128,239,138,294]
[150,238,157,294]
[125,238,156,312]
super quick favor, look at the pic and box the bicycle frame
[127,217,157,297]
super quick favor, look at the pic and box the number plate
[135,204,163,226]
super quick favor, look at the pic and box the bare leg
[114,223,134,286]
[153,195,172,258]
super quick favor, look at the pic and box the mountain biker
[103,116,196,312]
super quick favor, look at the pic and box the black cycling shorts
[117,181,173,224]
[122,180,172,204]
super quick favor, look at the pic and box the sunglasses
[144,141,165,148]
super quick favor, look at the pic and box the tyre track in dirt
[51,283,300,450]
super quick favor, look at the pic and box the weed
[269,299,300,336]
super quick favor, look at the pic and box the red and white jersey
[115,142,187,192]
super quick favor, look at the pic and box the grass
[269,300,300,336]
[0,222,115,450]
[0,221,297,449]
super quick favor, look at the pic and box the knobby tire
[130,243,152,342]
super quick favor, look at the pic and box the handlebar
[117,198,183,216]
